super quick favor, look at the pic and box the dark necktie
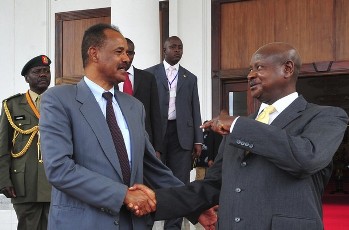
[102,92,131,186]
[123,72,133,95]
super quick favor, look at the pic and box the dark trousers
[13,202,50,230]
[161,120,192,230]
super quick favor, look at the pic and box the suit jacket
[132,67,163,152]
[154,96,348,230]
[39,79,183,230]
[0,93,51,204]
[145,64,203,150]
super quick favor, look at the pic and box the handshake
[123,184,156,217]
[123,184,217,230]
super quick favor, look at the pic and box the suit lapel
[271,96,307,129]
[76,80,123,179]
[157,64,169,91]
[176,65,185,92]
[133,67,140,95]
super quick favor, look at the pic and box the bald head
[248,42,303,104]
[254,42,302,78]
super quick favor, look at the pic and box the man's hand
[1,186,16,198]
[198,207,217,230]
[201,111,236,135]
[124,184,156,217]
[193,144,202,158]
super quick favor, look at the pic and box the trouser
[13,202,50,230]
[160,120,192,230]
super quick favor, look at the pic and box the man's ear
[88,47,98,63]
[283,60,294,79]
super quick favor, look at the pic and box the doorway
[55,8,111,85]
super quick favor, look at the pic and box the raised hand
[125,184,156,216]
[198,207,217,230]
[201,110,235,135]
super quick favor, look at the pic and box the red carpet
[322,181,349,230]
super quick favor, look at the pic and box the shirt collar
[84,76,115,101]
[28,90,39,102]
[163,60,179,71]
[258,92,299,115]
[126,65,134,76]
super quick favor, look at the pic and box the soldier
[0,55,52,230]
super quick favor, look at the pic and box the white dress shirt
[84,76,132,164]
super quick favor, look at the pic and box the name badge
[14,115,26,120]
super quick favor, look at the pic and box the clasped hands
[124,184,217,230]
[124,184,156,217]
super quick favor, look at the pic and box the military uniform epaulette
[3,93,24,102]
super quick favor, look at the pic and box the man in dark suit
[133,42,349,229]
[0,55,52,229]
[118,38,163,157]
[39,23,183,230]
[145,36,203,229]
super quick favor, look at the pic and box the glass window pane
[229,91,247,116]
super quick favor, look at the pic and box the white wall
[171,0,212,121]
[0,0,49,108]
[111,0,160,69]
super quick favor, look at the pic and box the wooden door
[55,8,111,85]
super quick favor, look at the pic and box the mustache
[249,79,257,87]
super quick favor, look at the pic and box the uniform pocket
[11,164,25,197]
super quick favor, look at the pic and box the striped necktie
[102,92,131,185]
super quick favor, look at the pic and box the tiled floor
[0,195,18,230]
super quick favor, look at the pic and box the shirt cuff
[229,116,240,133]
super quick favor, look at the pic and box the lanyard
[167,72,178,89]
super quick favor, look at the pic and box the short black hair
[81,23,120,68]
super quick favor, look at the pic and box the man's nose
[122,51,130,62]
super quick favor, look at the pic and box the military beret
[21,55,51,76]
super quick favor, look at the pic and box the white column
[171,0,212,121]
[111,0,160,69]
[0,0,15,104]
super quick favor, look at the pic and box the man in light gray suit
[134,42,349,229]
[145,36,203,229]
[39,23,184,230]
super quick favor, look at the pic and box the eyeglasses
[126,51,135,56]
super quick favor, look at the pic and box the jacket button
[235,188,241,193]
[241,162,247,167]
[236,140,241,144]
[249,144,254,148]
[234,217,241,223]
